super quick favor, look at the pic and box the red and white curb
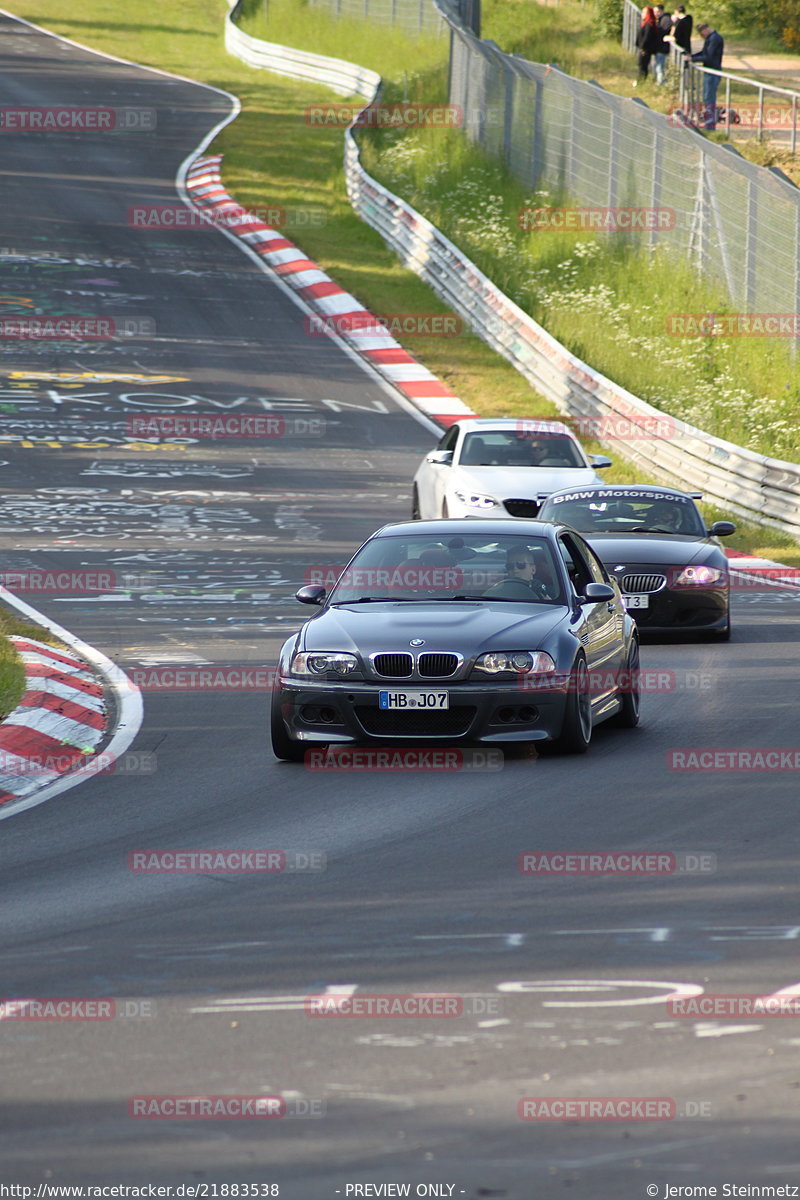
[725,549,800,588]
[0,637,107,804]
[184,155,476,429]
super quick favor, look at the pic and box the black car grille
[355,707,476,737]
[373,653,413,677]
[621,573,667,594]
[418,653,459,678]
[503,498,541,518]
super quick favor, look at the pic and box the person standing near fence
[691,21,724,129]
[671,5,693,54]
[653,5,673,85]
[636,6,661,84]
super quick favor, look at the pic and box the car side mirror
[589,455,612,469]
[426,450,454,466]
[295,584,326,605]
[709,521,736,537]
[581,582,616,604]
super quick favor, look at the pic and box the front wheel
[270,693,306,762]
[616,637,641,728]
[552,655,591,754]
[411,486,421,520]
[440,499,449,518]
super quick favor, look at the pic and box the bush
[595,0,624,40]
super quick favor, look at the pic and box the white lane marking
[497,979,703,1008]
[551,1136,722,1169]
[188,983,357,1014]
[415,933,526,947]
[694,1023,763,1038]
[550,926,673,941]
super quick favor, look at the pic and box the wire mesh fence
[439,0,800,327]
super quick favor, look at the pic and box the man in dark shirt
[653,5,673,84]
[691,22,724,129]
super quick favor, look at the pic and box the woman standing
[636,7,660,82]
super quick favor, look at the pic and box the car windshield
[542,490,706,535]
[459,430,585,468]
[327,533,566,605]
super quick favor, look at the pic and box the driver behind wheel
[486,548,553,600]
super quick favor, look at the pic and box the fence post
[744,178,757,311]
[650,128,663,253]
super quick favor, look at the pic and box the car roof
[543,483,702,501]
[370,519,569,538]
[453,418,574,437]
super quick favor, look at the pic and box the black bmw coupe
[271,519,640,760]
[537,485,735,639]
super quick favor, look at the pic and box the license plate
[623,594,650,609]
[379,690,449,710]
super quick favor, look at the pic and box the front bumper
[274,678,573,745]
[625,585,728,633]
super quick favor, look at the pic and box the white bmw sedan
[412,418,612,520]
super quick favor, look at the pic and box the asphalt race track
[2,11,800,1197]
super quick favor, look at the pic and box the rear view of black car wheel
[616,637,641,728]
[270,693,306,762]
[553,655,591,754]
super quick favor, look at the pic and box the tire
[411,486,421,520]
[440,499,449,518]
[552,655,591,754]
[270,693,306,762]
[616,637,641,728]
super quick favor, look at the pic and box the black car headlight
[671,566,726,588]
[290,652,359,677]
[473,650,556,677]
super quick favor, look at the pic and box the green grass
[12,0,800,565]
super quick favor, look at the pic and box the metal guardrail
[223,1,800,536]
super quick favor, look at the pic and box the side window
[437,426,460,453]
[558,534,594,594]
[573,534,609,585]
